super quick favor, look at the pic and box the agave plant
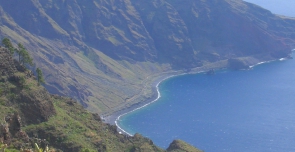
[34,143,52,152]
[20,143,53,152]
[0,143,7,152]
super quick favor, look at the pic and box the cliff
[0,47,201,151]
[0,0,294,113]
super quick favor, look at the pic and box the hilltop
[0,47,202,151]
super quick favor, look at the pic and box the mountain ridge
[0,0,294,113]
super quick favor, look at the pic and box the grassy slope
[0,47,201,152]
[24,96,164,152]
[0,64,162,151]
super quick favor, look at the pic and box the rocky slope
[0,47,202,151]
[0,0,294,113]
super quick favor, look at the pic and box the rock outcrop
[167,140,203,152]
[19,89,56,124]
[227,58,250,70]
[0,113,30,147]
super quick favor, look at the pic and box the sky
[243,0,295,17]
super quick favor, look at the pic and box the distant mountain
[0,0,294,113]
[244,0,295,17]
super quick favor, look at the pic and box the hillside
[0,0,294,114]
[0,47,202,151]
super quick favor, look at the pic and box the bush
[0,98,5,106]
[8,93,16,101]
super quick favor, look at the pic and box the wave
[114,51,295,136]
[114,69,208,136]
[249,60,272,68]
[114,74,181,136]
[249,57,290,69]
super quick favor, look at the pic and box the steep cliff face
[137,0,295,61]
[0,0,294,113]
[131,0,197,68]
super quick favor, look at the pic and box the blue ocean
[118,54,295,152]
[118,2,295,152]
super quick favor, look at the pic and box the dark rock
[19,90,56,124]
[0,123,11,144]
[13,60,27,72]
[167,140,203,152]
[0,113,30,145]
[206,69,215,75]
[92,113,101,122]
[5,113,22,136]
[228,58,250,70]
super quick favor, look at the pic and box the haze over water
[118,2,295,152]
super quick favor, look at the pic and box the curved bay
[118,55,295,152]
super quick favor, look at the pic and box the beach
[102,54,292,136]
[103,72,181,125]
[102,60,229,134]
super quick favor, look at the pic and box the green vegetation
[166,140,203,152]
[17,43,33,66]
[2,38,14,55]
[0,142,19,152]
[0,0,295,116]
[31,143,51,152]
[0,143,7,152]
[36,68,45,86]
[1,38,33,67]
[0,45,201,151]
[23,96,163,151]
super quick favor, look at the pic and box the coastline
[115,74,178,136]
[103,72,183,124]
[103,53,294,136]
[103,60,229,135]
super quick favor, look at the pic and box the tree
[17,43,24,62]
[36,68,45,86]
[19,76,26,88]
[21,49,33,66]
[2,38,14,55]
[17,43,33,66]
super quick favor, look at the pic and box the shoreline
[103,54,293,136]
[115,74,179,136]
[103,62,227,135]
[103,71,184,124]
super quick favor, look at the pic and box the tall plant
[36,68,45,86]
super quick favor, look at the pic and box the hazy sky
[243,0,295,17]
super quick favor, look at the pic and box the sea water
[117,53,295,152]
